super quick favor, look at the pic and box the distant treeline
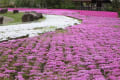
[0,0,75,9]
[0,0,120,12]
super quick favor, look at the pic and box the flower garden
[0,8,120,80]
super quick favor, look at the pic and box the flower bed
[0,8,120,80]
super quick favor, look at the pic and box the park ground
[0,8,120,80]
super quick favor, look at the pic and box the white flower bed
[0,14,80,41]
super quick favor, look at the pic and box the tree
[112,0,120,11]
[0,0,10,7]
[60,0,75,9]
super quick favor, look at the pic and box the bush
[118,10,120,17]
[60,3,75,9]
[105,7,114,11]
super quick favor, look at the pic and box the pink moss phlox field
[0,8,120,80]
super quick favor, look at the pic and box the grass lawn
[0,12,46,25]
[0,11,24,24]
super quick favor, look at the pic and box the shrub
[118,10,120,17]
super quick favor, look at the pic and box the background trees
[0,0,120,12]
[0,0,11,7]
[112,0,120,11]
[45,0,75,9]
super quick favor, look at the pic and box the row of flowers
[0,8,120,80]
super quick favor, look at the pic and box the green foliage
[60,0,75,9]
[46,0,75,9]
[112,0,120,11]
[22,73,29,79]
[4,78,9,80]
[15,0,46,8]
[0,0,75,9]
[0,0,12,7]
[118,10,120,17]
[1,0,119,11]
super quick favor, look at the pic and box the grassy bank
[0,11,24,24]
[0,11,45,25]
